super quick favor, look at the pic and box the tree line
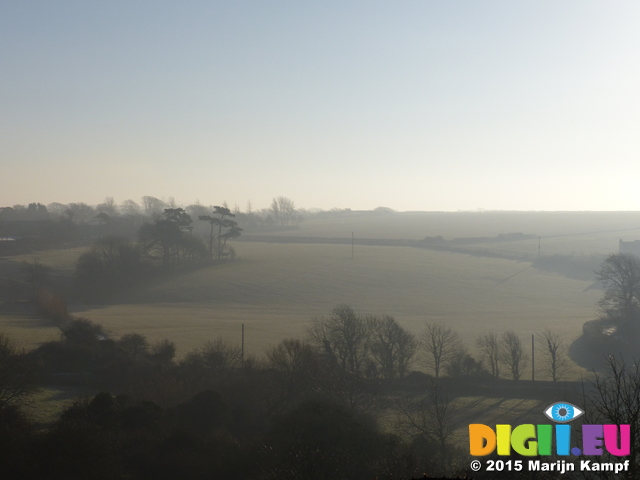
[75,206,242,298]
[0,195,306,229]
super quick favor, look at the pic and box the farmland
[0,211,612,379]
[0,209,634,469]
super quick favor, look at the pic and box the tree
[140,208,204,268]
[181,338,242,376]
[367,315,417,379]
[0,333,40,407]
[118,333,149,359]
[47,202,68,217]
[185,202,209,220]
[22,259,51,300]
[587,355,640,479]
[595,253,640,326]
[76,236,142,293]
[501,330,527,381]
[444,350,485,377]
[61,318,107,345]
[270,196,298,227]
[308,304,370,378]
[421,322,463,378]
[141,196,166,217]
[476,331,502,377]
[538,328,569,381]
[149,339,176,364]
[64,202,95,223]
[262,400,398,480]
[398,381,460,475]
[270,198,280,226]
[198,206,242,261]
[120,199,141,215]
[266,338,319,405]
[96,196,118,216]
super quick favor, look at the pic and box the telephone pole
[351,232,354,259]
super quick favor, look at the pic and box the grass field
[64,242,601,376]
[0,211,623,381]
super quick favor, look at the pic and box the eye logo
[544,402,584,423]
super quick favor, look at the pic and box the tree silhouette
[367,315,417,379]
[476,331,502,378]
[140,208,199,268]
[501,330,527,381]
[596,252,640,329]
[198,206,242,261]
[421,322,462,378]
[538,328,569,381]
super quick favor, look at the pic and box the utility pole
[532,334,535,394]
[351,232,354,259]
[538,236,541,256]
[241,323,245,368]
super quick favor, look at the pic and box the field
[1,239,602,378]
[2,210,633,427]
[260,210,640,256]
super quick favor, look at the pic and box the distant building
[619,239,640,256]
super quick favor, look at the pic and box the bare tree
[501,330,528,381]
[266,338,318,404]
[47,202,68,216]
[270,198,281,226]
[278,196,296,226]
[270,196,297,227]
[141,196,166,217]
[476,331,502,377]
[421,322,463,378]
[538,328,569,381]
[0,333,40,407]
[587,355,640,479]
[97,196,118,216]
[121,199,141,215]
[185,201,209,220]
[181,338,242,374]
[64,202,95,223]
[596,253,640,325]
[308,304,370,378]
[398,381,459,474]
[367,315,417,379]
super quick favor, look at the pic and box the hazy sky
[2,1,640,212]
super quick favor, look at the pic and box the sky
[2,1,640,212]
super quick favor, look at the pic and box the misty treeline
[0,195,306,227]
[74,205,244,299]
[0,303,588,479]
[0,196,308,256]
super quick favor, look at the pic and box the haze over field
[2,2,640,211]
